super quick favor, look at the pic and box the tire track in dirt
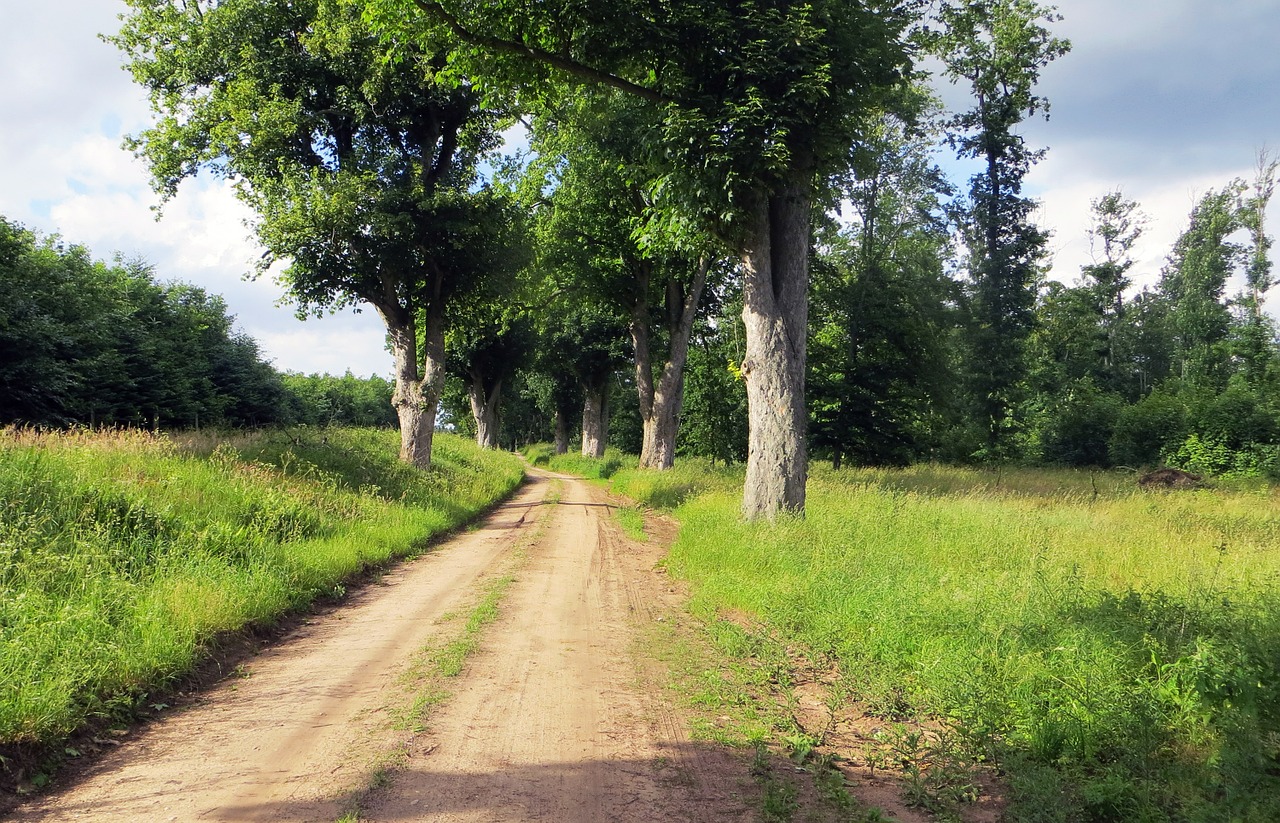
[359,472,755,823]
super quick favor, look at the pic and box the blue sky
[1,1,1278,377]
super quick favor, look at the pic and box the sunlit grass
[0,427,523,748]
[540,452,1280,822]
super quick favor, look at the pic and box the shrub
[1109,390,1187,467]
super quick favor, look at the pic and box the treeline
[436,158,1280,482]
[98,0,1280,515]
[0,217,394,430]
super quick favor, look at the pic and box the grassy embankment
[533,444,1280,823]
[1,427,523,767]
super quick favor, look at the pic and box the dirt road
[14,469,754,822]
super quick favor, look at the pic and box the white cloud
[256,326,391,378]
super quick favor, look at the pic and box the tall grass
[574,456,1280,822]
[0,427,523,749]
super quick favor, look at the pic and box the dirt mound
[1138,467,1204,489]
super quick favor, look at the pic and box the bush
[1109,390,1187,467]
[1036,384,1124,467]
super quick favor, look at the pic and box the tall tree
[1160,185,1245,390]
[1082,191,1144,390]
[808,96,954,468]
[447,311,534,449]
[366,0,915,516]
[114,0,510,469]
[1235,150,1279,386]
[931,0,1069,456]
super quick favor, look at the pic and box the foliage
[808,98,955,468]
[0,217,289,429]
[0,427,522,749]
[1160,185,1247,390]
[281,372,397,427]
[678,320,749,466]
[1108,389,1188,468]
[1033,379,1124,467]
[930,0,1069,454]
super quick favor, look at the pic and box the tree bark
[739,180,810,519]
[554,408,570,455]
[634,258,710,470]
[468,369,503,449]
[379,300,444,470]
[581,381,609,458]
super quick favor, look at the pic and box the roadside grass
[616,504,648,542]
[0,426,523,767]
[547,450,1280,822]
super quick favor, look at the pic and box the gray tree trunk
[468,371,503,449]
[581,383,609,458]
[554,408,570,455]
[380,301,445,471]
[739,182,810,519]
[634,258,709,470]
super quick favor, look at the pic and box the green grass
[616,505,648,541]
[556,454,1280,822]
[0,426,523,752]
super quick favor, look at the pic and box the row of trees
[109,0,1279,519]
[0,216,395,429]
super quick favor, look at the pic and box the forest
[105,0,1280,519]
[0,216,397,429]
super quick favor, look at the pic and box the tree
[540,303,632,458]
[529,95,720,470]
[931,0,1069,456]
[1160,185,1245,390]
[0,216,291,428]
[808,97,955,468]
[1234,150,1279,387]
[1081,191,1145,390]
[447,312,534,449]
[364,0,915,517]
[114,0,511,469]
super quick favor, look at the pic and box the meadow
[0,427,523,761]
[536,446,1280,823]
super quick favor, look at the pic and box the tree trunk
[554,408,570,455]
[468,369,502,449]
[739,181,810,520]
[581,382,609,458]
[634,258,709,470]
[380,301,444,470]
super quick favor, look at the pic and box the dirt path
[13,469,754,822]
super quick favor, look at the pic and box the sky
[1,1,1278,378]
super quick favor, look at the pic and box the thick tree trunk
[380,301,444,470]
[739,182,810,519]
[554,408,570,455]
[581,382,609,458]
[634,258,709,470]
[468,370,502,449]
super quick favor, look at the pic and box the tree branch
[410,0,673,105]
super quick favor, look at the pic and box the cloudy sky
[1,1,1278,378]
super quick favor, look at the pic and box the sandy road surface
[13,469,754,822]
